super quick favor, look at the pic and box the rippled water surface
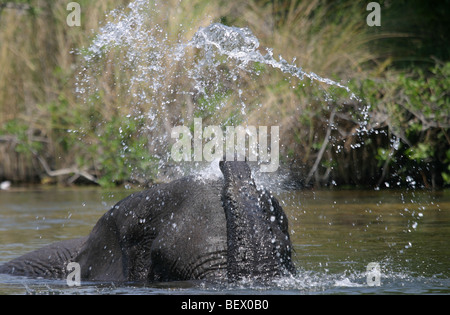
[0,187,449,294]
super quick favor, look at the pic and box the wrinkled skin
[0,161,295,282]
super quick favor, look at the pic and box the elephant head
[1,160,295,283]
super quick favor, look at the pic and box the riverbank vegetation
[0,0,449,188]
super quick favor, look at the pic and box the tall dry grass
[0,1,123,122]
[0,0,387,185]
[0,0,129,181]
[228,0,379,182]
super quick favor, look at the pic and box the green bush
[354,62,450,187]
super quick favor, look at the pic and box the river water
[0,187,449,295]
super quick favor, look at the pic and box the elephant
[0,160,295,283]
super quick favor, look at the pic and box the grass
[0,0,448,188]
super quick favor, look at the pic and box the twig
[34,153,98,185]
[1,134,98,185]
[441,127,450,145]
[0,135,18,143]
[305,108,336,186]
[376,147,394,188]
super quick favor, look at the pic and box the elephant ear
[0,237,86,279]
[74,190,156,282]
[74,209,126,282]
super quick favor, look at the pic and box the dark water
[0,187,449,295]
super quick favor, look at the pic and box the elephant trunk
[219,160,294,281]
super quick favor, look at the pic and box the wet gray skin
[0,160,295,283]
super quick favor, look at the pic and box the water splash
[189,23,356,98]
[75,0,361,183]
